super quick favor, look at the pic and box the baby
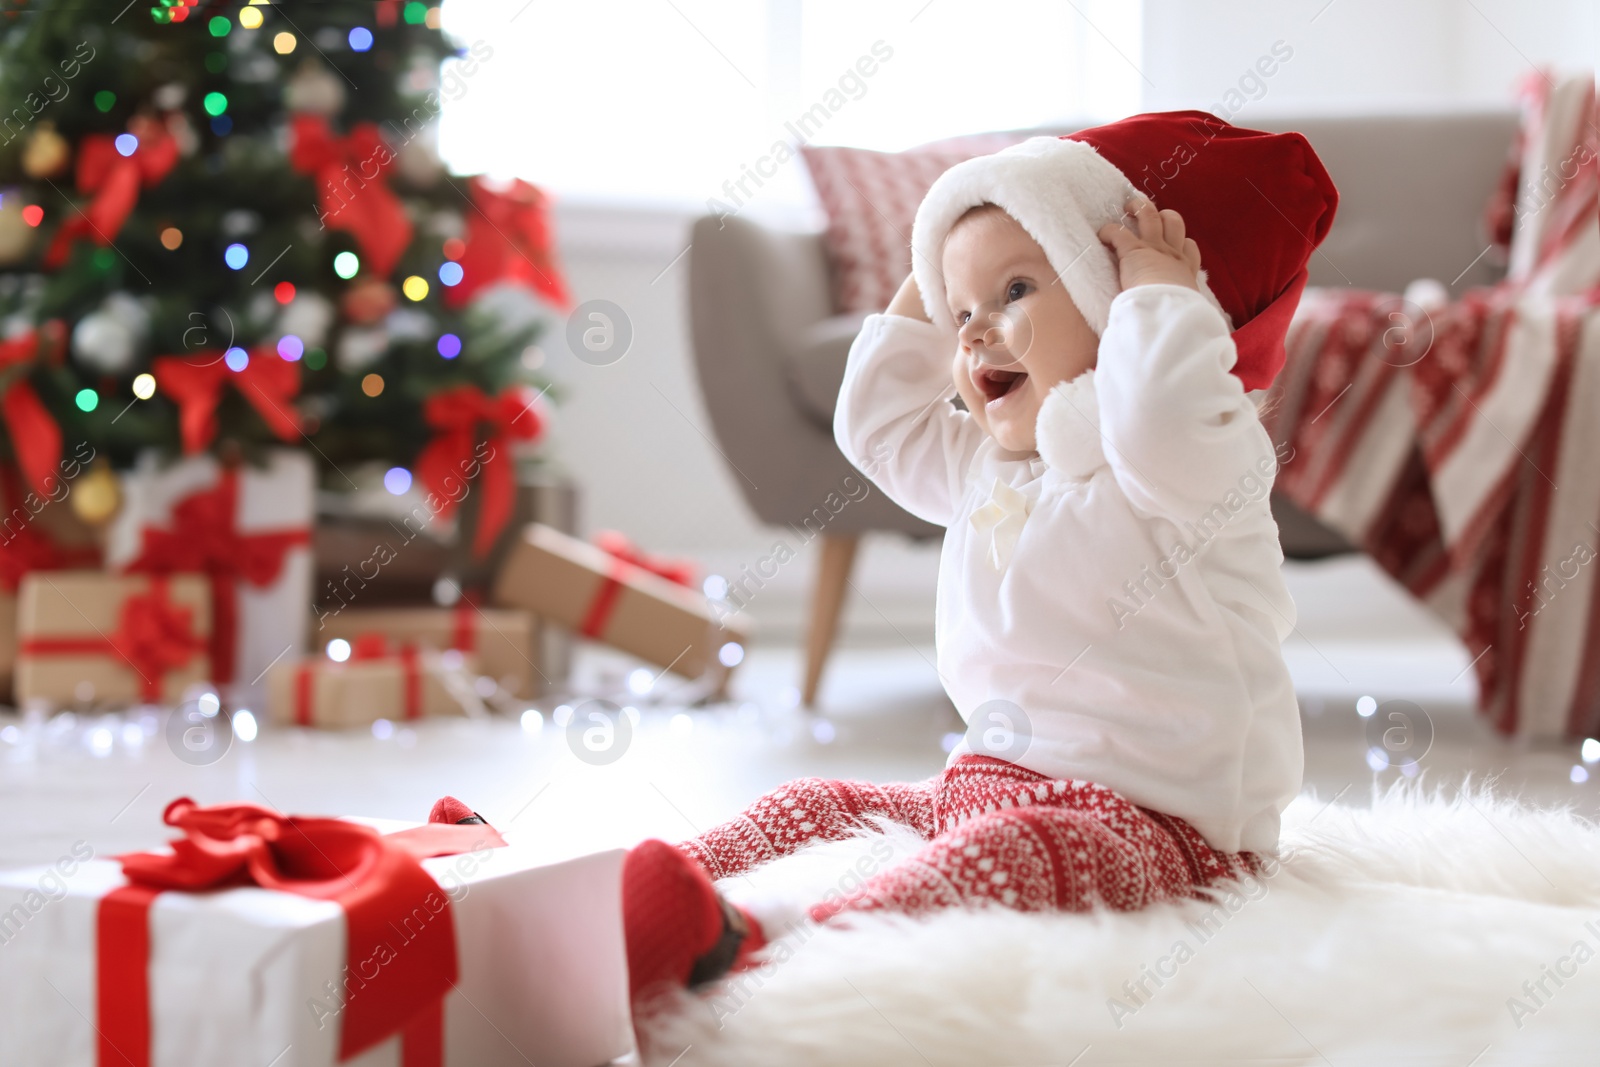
[620,112,1338,1007]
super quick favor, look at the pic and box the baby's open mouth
[975,366,1028,403]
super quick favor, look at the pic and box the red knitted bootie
[623,839,767,1003]
[429,796,490,826]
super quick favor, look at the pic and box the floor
[2,556,1596,872]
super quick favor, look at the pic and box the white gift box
[106,448,315,708]
[0,827,632,1067]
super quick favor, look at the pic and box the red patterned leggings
[679,755,1254,921]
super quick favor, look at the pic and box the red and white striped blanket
[1265,71,1600,740]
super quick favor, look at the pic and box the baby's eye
[1006,280,1031,302]
[956,310,971,325]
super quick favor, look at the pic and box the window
[439,0,1142,210]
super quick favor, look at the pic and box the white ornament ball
[102,292,151,336]
[337,327,388,372]
[279,291,334,348]
[284,59,346,116]
[72,312,136,374]
[396,133,443,187]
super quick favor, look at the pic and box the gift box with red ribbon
[315,604,543,699]
[14,571,211,706]
[105,449,314,706]
[0,798,632,1067]
[492,523,752,682]
[267,635,478,729]
[0,459,103,697]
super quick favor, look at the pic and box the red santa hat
[911,110,1339,392]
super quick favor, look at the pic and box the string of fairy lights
[32,0,472,420]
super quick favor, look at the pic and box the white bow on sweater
[967,371,1107,571]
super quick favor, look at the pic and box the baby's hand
[1097,197,1201,293]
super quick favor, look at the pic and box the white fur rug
[637,785,1600,1066]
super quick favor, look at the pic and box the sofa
[687,111,1520,707]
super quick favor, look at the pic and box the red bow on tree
[103,797,501,1066]
[416,384,545,559]
[289,113,413,279]
[444,177,573,310]
[44,118,180,270]
[0,523,99,593]
[593,530,698,587]
[0,325,64,496]
[153,349,302,454]
[130,468,310,684]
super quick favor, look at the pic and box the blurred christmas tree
[0,0,569,502]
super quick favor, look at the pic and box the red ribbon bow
[99,797,505,1067]
[44,119,180,270]
[417,385,545,559]
[19,578,204,702]
[290,113,413,279]
[579,532,698,640]
[129,467,310,685]
[153,349,302,454]
[0,327,64,496]
[445,177,574,310]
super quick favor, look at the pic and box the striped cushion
[801,134,1031,314]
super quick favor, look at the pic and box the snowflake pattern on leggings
[678,755,1255,921]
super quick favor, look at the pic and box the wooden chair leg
[802,534,860,709]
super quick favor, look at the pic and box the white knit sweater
[834,284,1303,854]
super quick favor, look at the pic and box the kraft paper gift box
[0,461,104,698]
[105,449,314,709]
[266,644,477,729]
[493,523,752,683]
[0,810,632,1067]
[315,606,543,698]
[15,571,212,706]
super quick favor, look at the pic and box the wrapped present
[15,571,211,706]
[316,604,544,698]
[267,636,478,728]
[0,460,104,695]
[105,449,314,706]
[493,524,752,682]
[0,798,632,1067]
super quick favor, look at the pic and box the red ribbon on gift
[577,532,698,640]
[19,577,205,701]
[451,600,476,654]
[0,326,65,497]
[354,634,423,721]
[296,635,423,726]
[153,349,303,454]
[128,467,310,685]
[593,530,698,587]
[44,119,180,270]
[444,177,573,310]
[97,797,506,1067]
[417,385,545,560]
[290,113,413,279]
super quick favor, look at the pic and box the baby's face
[942,206,1099,453]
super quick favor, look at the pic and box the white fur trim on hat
[912,136,1229,337]
[1034,369,1106,481]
